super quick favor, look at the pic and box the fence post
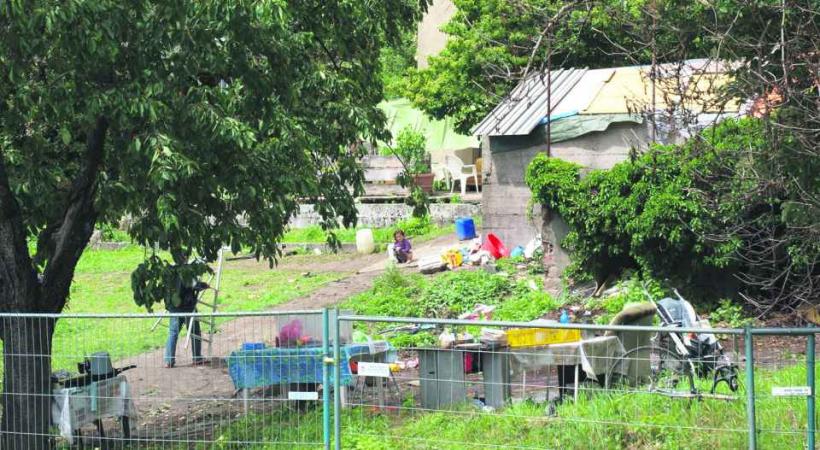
[322,308,331,450]
[334,307,342,450]
[745,325,756,450]
[808,330,815,450]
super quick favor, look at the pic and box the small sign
[288,391,319,401]
[772,386,812,397]
[357,362,391,378]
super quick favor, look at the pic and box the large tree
[0,1,423,447]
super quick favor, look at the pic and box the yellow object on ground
[441,248,463,268]
[506,327,581,348]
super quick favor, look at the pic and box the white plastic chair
[444,155,480,196]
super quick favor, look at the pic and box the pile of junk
[418,217,541,274]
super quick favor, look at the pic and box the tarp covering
[227,343,396,389]
[380,98,478,151]
[583,68,740,114]
[549,113,643,143]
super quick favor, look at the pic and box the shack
[473,59,741,274]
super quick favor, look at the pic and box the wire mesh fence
[0,311,814,449]
[334,315,817,450]
[0,311,337,449]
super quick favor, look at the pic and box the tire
[606,345,696,396]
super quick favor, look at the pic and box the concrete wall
[289,202,480,229]
[481,122,651,269]
[416,0,457,69]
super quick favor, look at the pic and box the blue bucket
[455,217,477,240]
[242,342,265,351]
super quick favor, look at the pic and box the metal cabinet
[418,349,466,410]
[418,348,511,410]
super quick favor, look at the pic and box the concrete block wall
[480,122,651,273]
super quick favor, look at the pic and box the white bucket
[355,229,375,254]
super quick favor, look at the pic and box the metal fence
[0,310,814,449]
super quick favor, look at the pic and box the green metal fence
[325,311,818,450]
[0,310,814,448]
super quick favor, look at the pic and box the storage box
[506,327,581,347]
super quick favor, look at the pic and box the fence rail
[0,310,813,449]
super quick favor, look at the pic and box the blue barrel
[455,217,477,240]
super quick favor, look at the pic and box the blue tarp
[227,343,396,389]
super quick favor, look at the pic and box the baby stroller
[607,289,739,399]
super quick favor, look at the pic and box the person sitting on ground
[392,229,413,263]
[164,269,209,368]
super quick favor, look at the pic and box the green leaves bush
[527,117,817,310]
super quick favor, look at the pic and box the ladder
[183,247,226,358]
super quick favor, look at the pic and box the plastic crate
[506,327,581,347]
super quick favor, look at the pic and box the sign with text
[772,386,812,397]
[357,362,391,378]
[288,391,319,401]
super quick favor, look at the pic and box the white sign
[288,391,319,401]
[357,362,391,378]
[772,386,812,397]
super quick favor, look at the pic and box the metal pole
[333,308,342,450]
[745,325,757,450]
[322,308,331,450]
[808,330,815,449]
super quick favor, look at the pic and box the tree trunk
[1,315,55,450]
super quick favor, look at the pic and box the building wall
[416,0,457,69]
[481,122,651,268]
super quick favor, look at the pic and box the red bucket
[482,233,510,259]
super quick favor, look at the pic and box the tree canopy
[0,1,424,446]
[0,0,423,312]
[402,0,760,133]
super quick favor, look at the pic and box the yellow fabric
[583,68,740,114]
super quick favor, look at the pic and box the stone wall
[289,202,481,229]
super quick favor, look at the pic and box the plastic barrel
[455,217,477,240]
[355,228,375,254]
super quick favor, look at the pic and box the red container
[482,233,510,259]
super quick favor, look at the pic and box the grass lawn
[45,245,346,371]
[209,362,815,449]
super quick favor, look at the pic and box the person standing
[164,275,208,368]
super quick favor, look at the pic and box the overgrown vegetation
[527,117,818,311]
[210,362,817,449]
[342,265,562,346]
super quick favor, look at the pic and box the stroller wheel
[729,375,739,392]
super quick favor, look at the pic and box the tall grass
[208,362,815,449]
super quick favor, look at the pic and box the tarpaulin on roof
[379,98,478,151]
[550,113,643,143]
[583,68,740,114]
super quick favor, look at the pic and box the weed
[710,299,752,327]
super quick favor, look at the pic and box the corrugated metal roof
[473,59,739,137]
[472,68,589,136]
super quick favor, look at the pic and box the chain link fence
[0,310,814,449]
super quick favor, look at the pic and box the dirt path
[113,235,459,441]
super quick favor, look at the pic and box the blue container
[242,342,265,351]
[455,217,477,240]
